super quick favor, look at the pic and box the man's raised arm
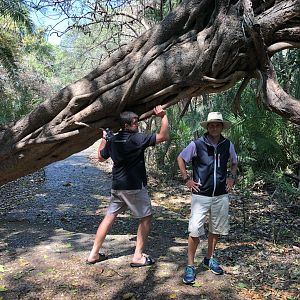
[153,105,169,144]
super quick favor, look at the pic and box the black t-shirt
[100,131,156,190]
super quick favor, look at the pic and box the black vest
[192,134,230,196]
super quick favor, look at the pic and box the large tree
[0,0,299,186]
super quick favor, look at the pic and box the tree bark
[0,0,299,186]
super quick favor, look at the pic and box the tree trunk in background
[0,0,300,186]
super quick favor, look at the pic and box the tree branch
[267,41,300,55]
[263,63,300,125]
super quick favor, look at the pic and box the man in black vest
[177,112,238,284]
[87,105,169,267]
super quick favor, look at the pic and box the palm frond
[0,0,34,33]
[0,45,18,77]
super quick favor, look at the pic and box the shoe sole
[182,278,195,284]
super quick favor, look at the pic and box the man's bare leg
[187,236,200,265]
[207,232,219,258]
[87,213,117,263]
[131,215,152,264]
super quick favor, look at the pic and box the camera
[105,128,114,141]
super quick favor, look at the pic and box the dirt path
[0,142,298,300]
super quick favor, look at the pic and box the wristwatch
[227,171,237,180]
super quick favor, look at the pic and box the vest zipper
[212,150,217,196]
[212,140,226,197]
[204,136,227,197]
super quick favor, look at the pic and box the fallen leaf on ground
[123,292,135,299]
[0,286,8,292]
[192,282,202,287]
[19,258,29,266]
[13,272,24,280]
[237,282,247,289]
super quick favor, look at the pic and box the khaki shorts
[106,186,152,219]
[188,194,230,237]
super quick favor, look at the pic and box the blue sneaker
[183,265,196,284]
[203,257,224,275]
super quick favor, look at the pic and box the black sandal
[86,253,108,265]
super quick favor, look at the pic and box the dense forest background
[1,0,299,198]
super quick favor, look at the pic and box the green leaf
[65,242,73,248]
[123,292,135,299]
[237,282,247,289]
[192,282,202,287]
[0,265,5,273]
[47,268,55,273]
[13,272,23,280]
[0,286,8,292]
[70,288,78,294]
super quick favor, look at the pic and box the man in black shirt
[87,105,169,267]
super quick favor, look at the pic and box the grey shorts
[188,194,230,237]
[106,186,152,219]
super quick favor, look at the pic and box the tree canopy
[0,0,299,186]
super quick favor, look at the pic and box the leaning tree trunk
[0,0,299,186]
